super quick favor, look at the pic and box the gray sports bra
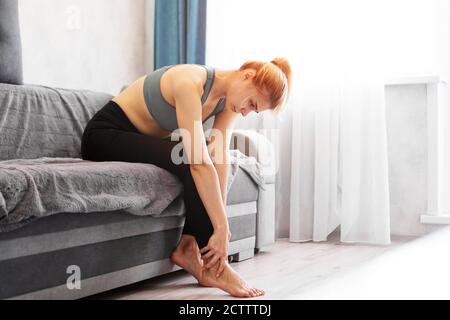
[143,64,226,132]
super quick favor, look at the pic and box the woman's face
[228,70,272,117]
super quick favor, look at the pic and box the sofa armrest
[230,129,276,249]
[230,129,276,182]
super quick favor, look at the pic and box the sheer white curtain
[206,0,448,245]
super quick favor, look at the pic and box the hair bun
[271,58,290,74]
[270,57,292,93]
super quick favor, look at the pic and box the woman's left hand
[199,229,231,277]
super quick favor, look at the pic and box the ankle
[176,237,197,252]
[202,258,228,273]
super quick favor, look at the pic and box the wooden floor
[88,226,450,300]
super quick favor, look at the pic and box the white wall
[18,0,149,95]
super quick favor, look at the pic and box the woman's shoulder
[163,64,209,90]
[166,63,208,77]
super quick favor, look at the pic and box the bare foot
[201,261,265,298]
[170,235,265,298]
[170,237,204,284]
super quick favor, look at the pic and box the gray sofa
[0,82,276,299]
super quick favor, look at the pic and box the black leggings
[81,100,213,249]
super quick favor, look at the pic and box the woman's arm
[175,88,231,277]
[207,109,239,208]
[173,80,230,233]
[212,159,229,207]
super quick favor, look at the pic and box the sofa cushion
[0,157,185,232]
[0,155,259,232]
[0,0,23,85]
[0,83,113,160]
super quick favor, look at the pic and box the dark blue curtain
[154,0,207,69]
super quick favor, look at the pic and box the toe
[248,288,257,297]
[240,289,252,298]
[243,287,254,298]
[251,288,263,297]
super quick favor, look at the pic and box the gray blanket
[0,150,265,232]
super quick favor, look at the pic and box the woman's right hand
[199,228,231,278]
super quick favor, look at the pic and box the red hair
[239,57,292,114]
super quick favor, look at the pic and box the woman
[81,58,291,298]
